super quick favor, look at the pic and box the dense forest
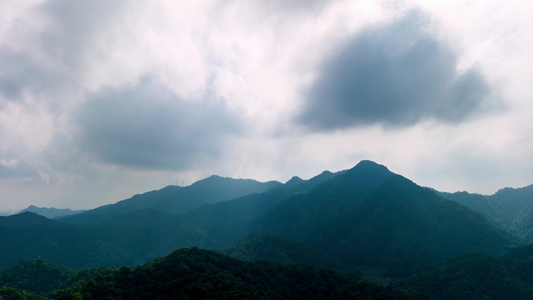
[5,244,533,299]
[1,248,412,299]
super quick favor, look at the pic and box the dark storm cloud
[77,77,240,170]
[297,11,492,130]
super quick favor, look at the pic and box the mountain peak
[352,160,390,171]
[285,176,304,186]
[337,160,392,188]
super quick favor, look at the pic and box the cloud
[0,50,37,100]
[0,159,40,180]
[39,0,129,70]
[76,77,241,170]
[296,10,493,130]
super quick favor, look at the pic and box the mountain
[284,170,339,194]
[53,247,412,300]
[179,169,342,247]
[257,161,511,277]
[514,203,533,241]
[58,176,283,225]
[17,205,84,219]
[0,287,45,300]
[0,212,143,270]
[440,185,533,240]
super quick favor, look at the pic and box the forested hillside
[402,244,533,299]
[50,247,412,300]
[256,161,511,276]
[0,259,101,296]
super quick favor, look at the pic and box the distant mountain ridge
[58,175,283,225]
[439,185,533,241]
[17,205,84,219]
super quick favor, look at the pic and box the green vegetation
[8,244,533,299]
[402,244,533,299]
[0,286,46,300]
[0,212,143,270]
[221,232,340,270]
[0,259,102,296]
[439,184,533,241]
[50,247,412,300]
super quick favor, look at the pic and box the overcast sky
[1,0,532,211]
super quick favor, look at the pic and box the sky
[1,0,532,211]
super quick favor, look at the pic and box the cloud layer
[1,1,532,210]
[298,11,492,130]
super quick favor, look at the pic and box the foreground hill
[402,244,533,299]
[7,244,533,299]
[0,286,45,300]
[257,161,511,276]
[0,259,101,296]
[51,247,412,300]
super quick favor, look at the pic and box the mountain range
[1,160,531,281]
